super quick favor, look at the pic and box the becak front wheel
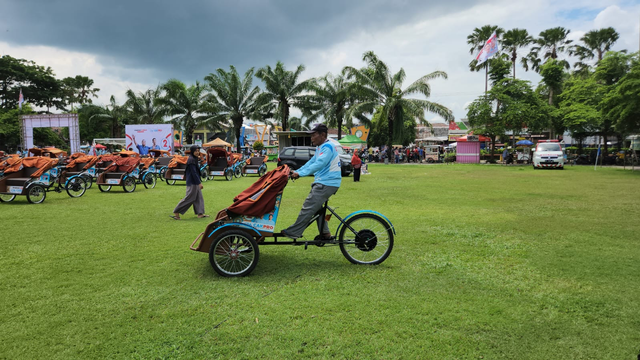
[225,168,233,181]
[209,230,259,277]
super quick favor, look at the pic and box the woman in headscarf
[170,145,209,220]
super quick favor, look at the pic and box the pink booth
[455,135,490,164]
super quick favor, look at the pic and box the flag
[475,32,500,66]
[18,89,24,110]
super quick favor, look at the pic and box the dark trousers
[353,167,361,182]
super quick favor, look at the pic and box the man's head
[152,138,157,145]
[306,124,328,146]
[142,139,146,146]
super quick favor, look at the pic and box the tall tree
[159,79,217,144]
[62,75,100,109]
[603,54,640,135]
[255,61,315,132]
[125,85,166,124]
[570,27,620,71]
[523,27,572,73]
[0,55,65,111]
[345,51,453,155]
[89,95,127,138]
[467,25,505,93]
[308,72,364,140]
[502,28,534,79]
[205,66,261,152]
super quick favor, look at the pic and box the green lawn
[1,164,639,359]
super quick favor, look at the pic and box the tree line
[466,25,639,157]
[0,52,454,153]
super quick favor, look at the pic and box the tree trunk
[281,100,289,131]
[512,50,517,79]
[484,65,488,94]
[337,113,343,140]
[387,108,395,163]
[234,117,243,153]
[491,136,496,160]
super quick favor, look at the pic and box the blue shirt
[297,140,342,188]
[136,144,150,156]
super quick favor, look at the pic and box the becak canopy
[207,148,234,167]
[140,158,157,169]
[104,157,141,173]
[225,165,291,218]
[168,156,189,168]
[4,157,59,177]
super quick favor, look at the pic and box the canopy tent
[338,135,366,147]
[455,135,491,142]
[203,138,232,148]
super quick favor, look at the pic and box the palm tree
[345,51,453,155]
[524,27,573,107]
[62,75,100,109]
[125,85,165,124]
[204,66,261,152]
[502,28,534,79]
[570,27,620,71]
[523,27,572,72]
[255,61,315,132]
[467,25,505,92]
[89,95,126,138]
[308,72,364,139]
[158,79,218,144]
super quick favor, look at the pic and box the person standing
[171,145,209,220]
[280,124,341,240]
[351,150,362,182]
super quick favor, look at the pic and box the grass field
[1,163,639,359]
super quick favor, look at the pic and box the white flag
[19,88,24,110]
[475,32,500,66]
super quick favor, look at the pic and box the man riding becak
[280,124,342,240]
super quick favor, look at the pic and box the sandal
[197,214,210,218]
[170,215,181,220]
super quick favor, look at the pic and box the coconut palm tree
[570,27,620,71]
[158,79,218,144]
[502,28,534,79]
[345,51,453,155]
[467,25,505,92]
[255,61,315,132]
[125,85,166,124]
[204,66,261,152]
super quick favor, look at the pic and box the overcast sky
[1,0,638,122]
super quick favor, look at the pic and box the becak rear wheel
[0,194,16,202]
[234,166,241,178]
[143,173,157,189]
[258,165,266,177]
[225,168,233,181]
[339,213,394,265]
[209,230,259,277]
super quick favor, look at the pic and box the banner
[475,32,499,66]
[125,124,173,155]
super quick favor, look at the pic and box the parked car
[532,140,565,169]
[277,145,353,177]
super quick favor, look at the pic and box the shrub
[252,140,264,152]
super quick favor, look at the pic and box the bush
[252,140,264,152]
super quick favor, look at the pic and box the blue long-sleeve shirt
[296,140,342,187]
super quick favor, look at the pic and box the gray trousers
[173,185,205,215]
[284,183,339,237]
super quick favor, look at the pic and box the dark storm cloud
[0,0,480,83]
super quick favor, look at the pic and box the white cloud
[2,0,638,125]
[0,41,157,106]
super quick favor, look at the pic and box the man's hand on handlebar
[290,171,300,180]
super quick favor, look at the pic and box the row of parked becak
[0,147,268,204]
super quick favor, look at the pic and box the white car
[532,141,565,169]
